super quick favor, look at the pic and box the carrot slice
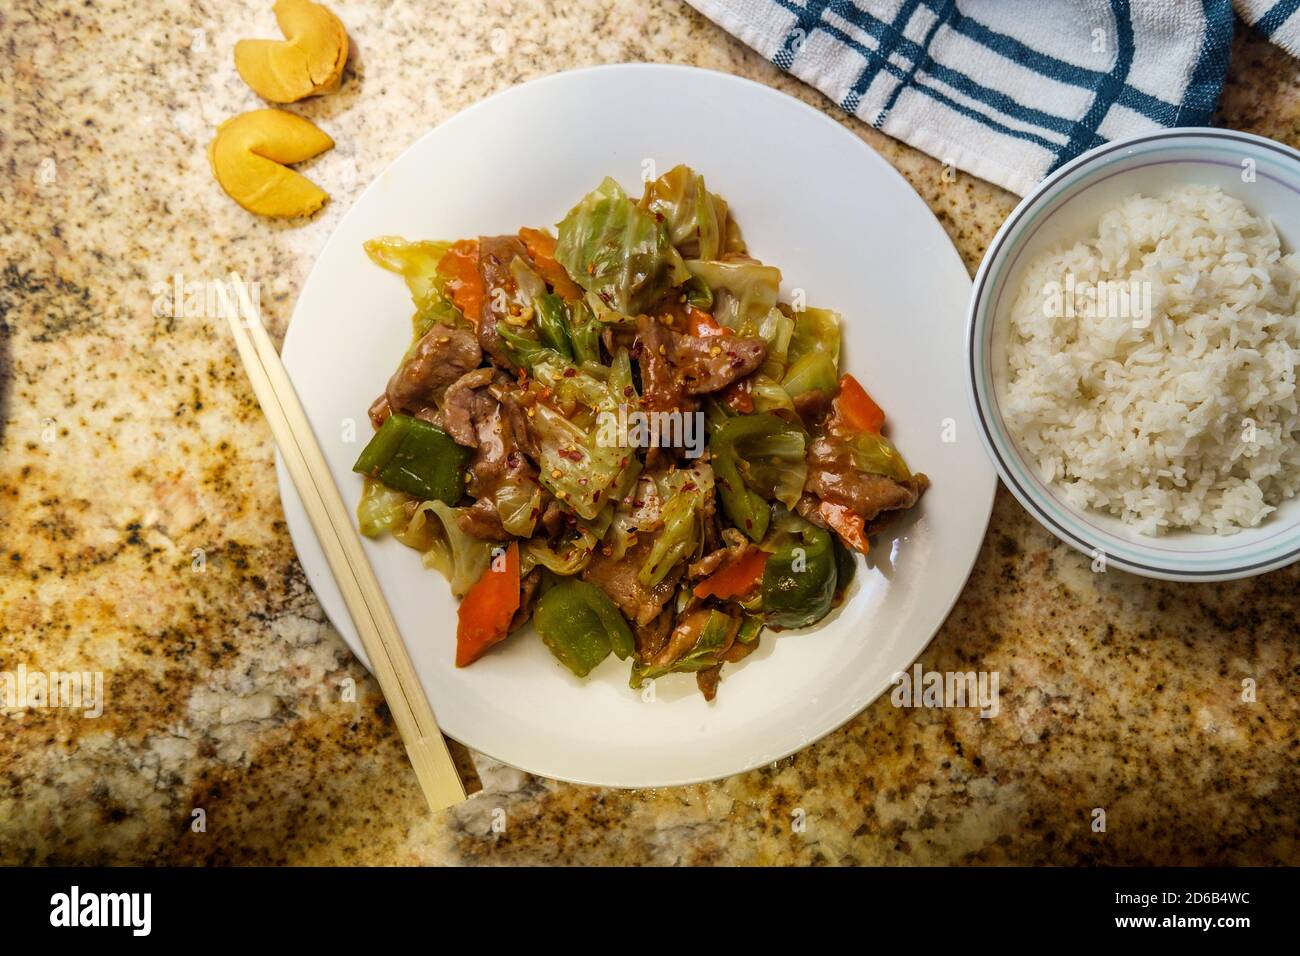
[687,308,727,337]
[519,227,583,300]
[455,541,521,666]
[437,239,485,325]
[694,546,769,599]
[818,500,869,554]
[721,378,754,413]
[834,373,885,435]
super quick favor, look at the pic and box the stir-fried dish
[353,165,928,699]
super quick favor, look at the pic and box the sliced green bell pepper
[761,519,837,629]
[352,413,470,504]
[833,536,857,597]
[534,579,635,678]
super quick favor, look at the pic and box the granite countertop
[2,0,1297,865]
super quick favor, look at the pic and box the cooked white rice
[1003,186,1300,535]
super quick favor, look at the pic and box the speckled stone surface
[1,2,1297,865]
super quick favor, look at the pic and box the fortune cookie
[235,0,349,103]
[208,109,333,218]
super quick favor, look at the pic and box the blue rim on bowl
[967,128,1300,582]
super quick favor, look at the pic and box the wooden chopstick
[223,274,467,813]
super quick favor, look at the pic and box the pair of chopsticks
[222,273,467,813]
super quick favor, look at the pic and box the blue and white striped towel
[1236,0,1300,55]
[689,1,1300,196]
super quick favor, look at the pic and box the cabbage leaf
[555,177,689,316]
[638,461,714,587]
[393,500,493,597]
[684,257,782,329]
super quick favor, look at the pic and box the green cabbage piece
[749,373,796,414]
[639,165,726,260]
[629,608,736,687]
[393,500,493,598]
[535,345,637,416]
[787,306,841,367]
[638,461,714,587]
[523,527,599,576]
[533,359,611,410]
[735,427,806,510]
[356,480,495,595]
[495,475,542,538]
[363,237,463,347]
[684,257,782,329]
[781,351,838,399]
[604,474,660,561]
[567,299,603,363]
[497,324,555,371]
[782,304,841,400]
[509,255,548,307]
[846,431,913,483]
[357,478,413,538]
[554,177,689,316]
[501,295,614,384]
[534,293,575,361]
[530,400,639,521]
[746,306,795,380]
[583,289,638,327]
[534,346,635,414]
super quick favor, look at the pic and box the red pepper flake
[563,367,577,378]
[623,385,635,397]
[745,518,753,529]
[593,489,602,501]
[682,481,697,492]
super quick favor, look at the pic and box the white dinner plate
[277,64,995,787]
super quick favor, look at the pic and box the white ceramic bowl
[967,128,1300,582]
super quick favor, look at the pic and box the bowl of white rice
[967,128,1300,581]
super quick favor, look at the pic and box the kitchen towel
[688,1,1295,196]
[1235,0,1300,56]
